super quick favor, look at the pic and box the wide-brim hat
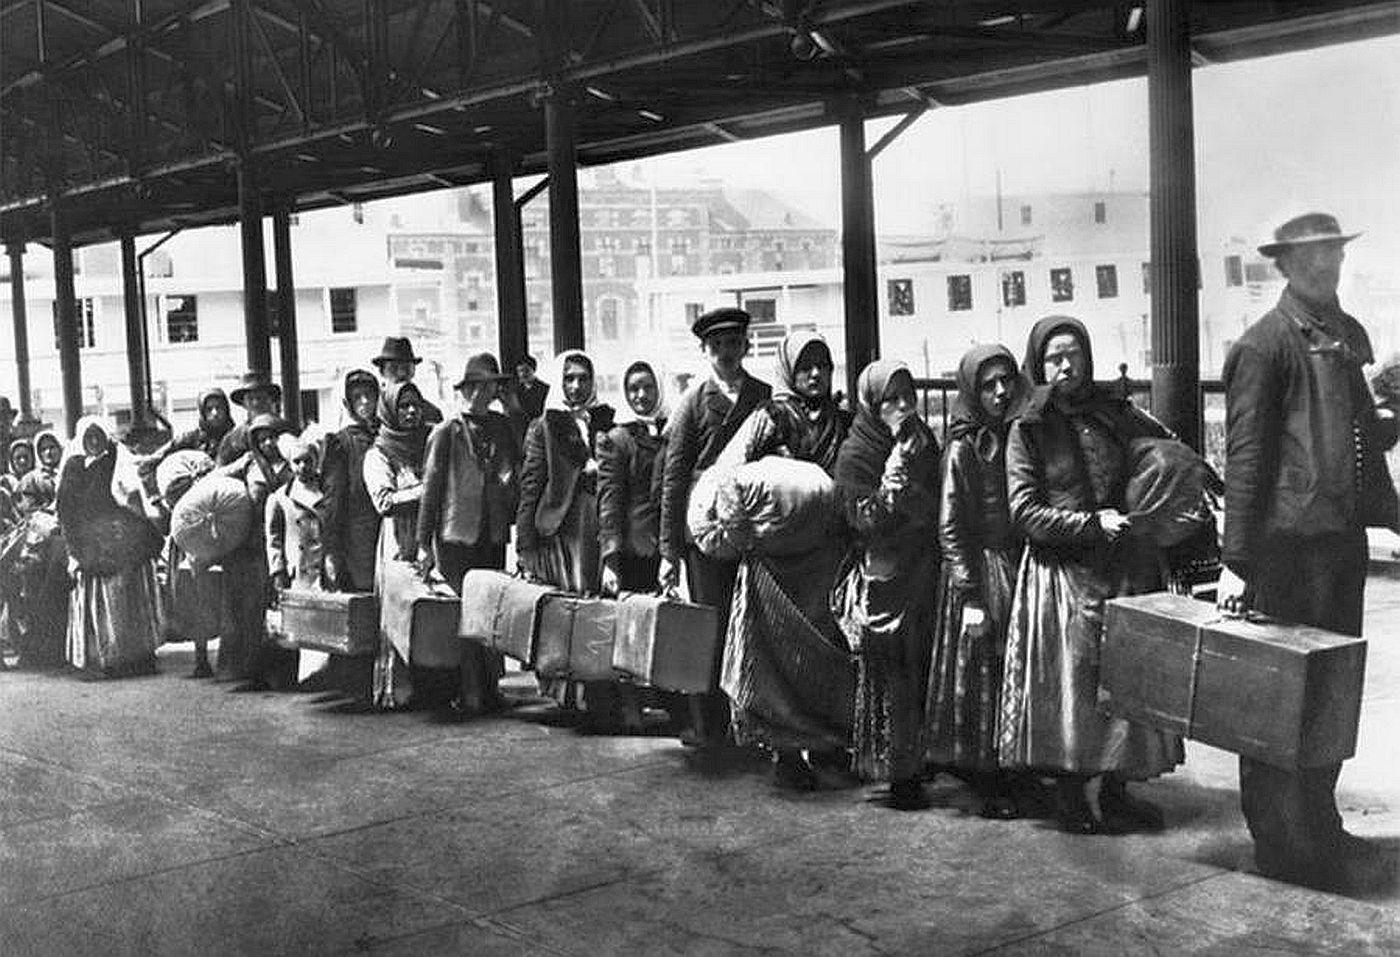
[372,336,423,367]
[454,353,510,389]
[690,306,752,341]
[1258,212,1361,257]
[230,371,283,407]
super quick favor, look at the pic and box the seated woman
[834,360,941,810]
[714,331,854,790]
[57,417,162,678]
[1000,316,1183,834]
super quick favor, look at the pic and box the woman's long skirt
[723,544,853,752]
[838,551,938,783]
[997,548,1183,778]
[66,561,161,676]
[536,490,602,710]
[924,546,1019,772]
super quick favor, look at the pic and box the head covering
[454,353,510,390]
[835,358,938,506]
[544,350,598,412]
[948,344,1026,461]
[1023,315,1108,416]
[372,336,423,368]
[1259,212,1361,258]
[33,428,64,472]
[616,359,669,429]
[63,415,145,512]
[374,380,430,467]
[772,331,833,406]
[8,437,34,477]
[690,307,751,341]
[340,368,380,430]
[230,371,282,408]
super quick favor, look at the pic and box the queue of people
[0,212,1392,893]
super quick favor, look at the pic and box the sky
[633,33,1400,278]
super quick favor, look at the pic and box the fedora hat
[690,306,751,341]
[454,353,510,390]
[229,371,283,407]
[372,336,423,368]
[1258,212,1361,258]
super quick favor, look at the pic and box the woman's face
[10,445,34,474]
[791,345,833,401]
[290,450,317,482]
[202,399,231,431]
[397,392,423,429]
[977,360,1017,422]
[36,438,61,468]
[349,385,378,424]
[1042,331,1088,395]
[625,369,659,417]
[254,430,281,460]
[81,425,108,458]
[878,375,917,435]
[561,360,593,408]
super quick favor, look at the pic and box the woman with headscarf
[924,344,1027,818]
[322,370,380,592]
[33,429,64,481]
[515,350,617,726]
[56,416,162,677]
[834,359,942,810]
[715,331,854,790]
[1000,316,1183,834]
[3,437,35,496]
[363,380,432,709]
[212,412,295,689]
[6,472,68,668]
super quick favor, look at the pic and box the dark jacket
[1006,393,1169,557]
[939,436,1018,596]
[515,405,615,554]
[1222,287,1399,572]
[321,422,378,590]
[418,412,520,550]
[658,375,772,562]
[597,420,666,563]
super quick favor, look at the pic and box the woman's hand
[600,562,621,597]
[1095,508,1131,543]
[1216,565,1250,618]
[517,549,540,581]
[657,557,680,597]
[415,547,436,580]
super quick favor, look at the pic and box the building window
[1002,271,1026,307]
[684,302,705,325]
[1050,268,1074,302]
[669,255,687,275]
[1020,204,1033,226]
[1224,255,1244,288]
[165,295,199,343]
[888,278,915,316]
[1142,262,1152,294]
[670,237,689,254]
[635,238,651,256]
[598,297,620,340]
[352,202,364,225]
[330,287,358,333]
[598,235,619,252]
[743,297,777,324]
[1244,261,1274,284]
[1094,201,1107,224]
[598,256,616,278]
[947,274,973,312]
[52,298,96,349]
[1095,264,1119,299]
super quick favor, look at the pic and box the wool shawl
[835,359,938,500]
[373,381,429,471]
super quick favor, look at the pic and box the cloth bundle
[688,456,840,559]
[1125,437,1221,548]
[155,450,216,506]
[170,475,254,562]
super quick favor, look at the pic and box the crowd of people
[0,211,1392,892]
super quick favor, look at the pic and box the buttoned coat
[515,406,615,554]
[265,481,330,589]
[597,420,666,562]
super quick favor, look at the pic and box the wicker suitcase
[458,569,554,665]
[280,590,379,656]
[1102,592,1367,769]
[612,593,719,693]
[534,594,618,681]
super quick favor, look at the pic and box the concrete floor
[2,580,1399,956]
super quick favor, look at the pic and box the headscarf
[947,343,1026,462]
[63,415,144,512]
[768,331,846,467]
[1022,314,1113,416]
[835,358,938,499]
[773,331,834,409]
[615,359,669,432]
[543,350,598,412]
[33,429,64,476]
[374,380,429,467]
[7,437,34,478]
[198,388,233,441]
[342,368,380,429]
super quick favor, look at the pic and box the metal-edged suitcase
[381,561,464,669]
[279,589,379,656]
[459,569,555,666]
[612,593,719,693]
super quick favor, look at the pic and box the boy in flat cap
[658,307,771,747]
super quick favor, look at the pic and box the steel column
[51,203,83,434]
[272,203,302,428]
[491,152,529,367]
[238,163,272,377]
[6,242,36,423]
[544,88,584,353]
[838,98,879,399]
[1147,0,1201,451]
[119,232,154,430]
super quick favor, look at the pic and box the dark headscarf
[948,344,1025,462]
[1022,314,1115,416]
[768,331,846,469]
[374,381,429,467]
[248,413,291,489]
[198,388,233,439]
[342,369,380,424]
[774,332,833,410]
[835,359,938,498]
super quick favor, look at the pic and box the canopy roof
[2,0,1396,246]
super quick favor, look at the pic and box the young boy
[657,307,771,747]
[266,435,334,685]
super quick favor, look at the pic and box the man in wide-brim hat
[372,336,442,424]
[217,371,284,465]
[1219,211,1397,890]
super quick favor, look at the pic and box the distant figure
[1218,213,1399,891]
[371,337,443,425]
[513,356,550,422]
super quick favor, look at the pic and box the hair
[516,356,538,371]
